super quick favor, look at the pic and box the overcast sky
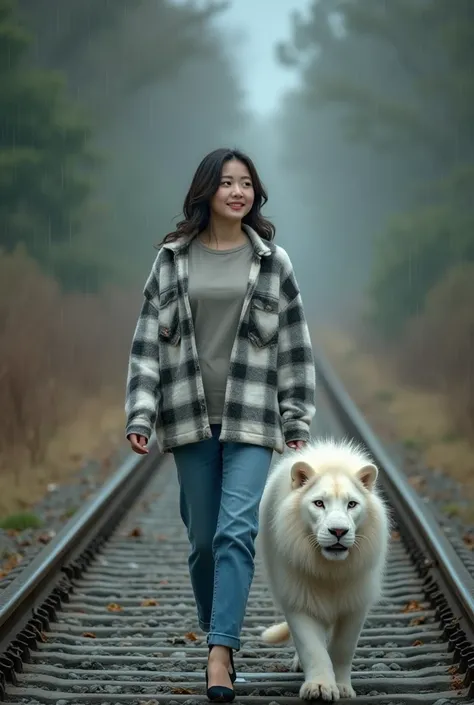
[212,0,311,116]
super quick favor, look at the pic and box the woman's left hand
[286,440,306,451]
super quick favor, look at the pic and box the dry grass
[0,390,127,516]
[0,250,138,517]
[399,264,474,438]
[315,326,474,502]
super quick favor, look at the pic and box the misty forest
[0,0,473,527]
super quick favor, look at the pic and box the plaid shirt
[125,226,316,453]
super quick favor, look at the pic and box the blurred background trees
[276,0,474,320]
[276,0,474,433]
[0,0,247,485]
[1,0,473,507]
[4,0,246,291]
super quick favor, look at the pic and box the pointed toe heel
[206,684,235,703]
[205,646,236,702]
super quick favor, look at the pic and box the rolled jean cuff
[207,631,240,651]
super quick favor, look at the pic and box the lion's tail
[261,621,291,644]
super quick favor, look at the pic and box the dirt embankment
[315,326,474,528]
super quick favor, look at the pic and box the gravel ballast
[0,442,129,589]
[2,453,470,703]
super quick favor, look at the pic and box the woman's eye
[313,500,325,508]
[348,501,358,509]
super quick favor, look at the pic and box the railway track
[1,350,473,704]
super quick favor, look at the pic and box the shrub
[399,263,474,436]
[0,249,138,468]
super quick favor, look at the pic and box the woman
[125,147,316,702]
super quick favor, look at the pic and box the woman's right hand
[128,434,149,455]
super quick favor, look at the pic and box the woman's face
[210,159,255,222]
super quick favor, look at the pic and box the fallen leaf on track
[128,527,143,538]
[0,553,23,577]
[462,533,474,549]
[402,600,422,613]
[450,674,464,691]
[409,616,425,626]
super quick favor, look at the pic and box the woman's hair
[159,147,275,245]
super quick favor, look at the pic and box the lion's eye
[348,500,358,509]
[313,500,325,509]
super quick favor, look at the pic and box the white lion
[258,438,391,701]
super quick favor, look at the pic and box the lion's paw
[337,682,356,698]
[299,679,340,701]
[290,653,302,672]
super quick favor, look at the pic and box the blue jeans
[172,425,273,651]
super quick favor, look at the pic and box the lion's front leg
[328,608,367,699]
[286,612,339,701]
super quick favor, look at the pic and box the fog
[1,0,473,509]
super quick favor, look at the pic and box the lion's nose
[328,527,348,538]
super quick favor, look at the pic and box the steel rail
[0,355,473,702]
[314,344,474,649]
[0,443,162,655]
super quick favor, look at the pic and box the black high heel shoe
[205,646,236,702]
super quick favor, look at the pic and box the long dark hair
[159,147,275,246]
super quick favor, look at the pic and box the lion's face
[291,460,378,562]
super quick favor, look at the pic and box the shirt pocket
[248,294,279,348]
[158,285,181,346]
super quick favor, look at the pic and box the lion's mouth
[325,543,349,552]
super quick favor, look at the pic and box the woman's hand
[128,434,149,455]
[286,440,306,451]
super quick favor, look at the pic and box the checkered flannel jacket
[125,226,316,453]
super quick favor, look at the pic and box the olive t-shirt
[187,237,253,424]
